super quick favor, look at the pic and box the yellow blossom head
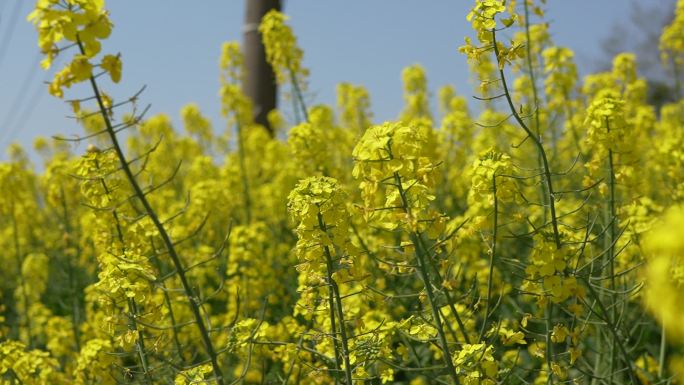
[259,9,307,85]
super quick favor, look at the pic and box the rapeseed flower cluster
[2,0,684,384]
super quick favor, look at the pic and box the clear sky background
[0,1,668,159]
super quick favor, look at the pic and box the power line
[0,53,59,150]
[0,1,52,151]
[0,0,25,71]
[2,72,50,148]
[0,52,43,147]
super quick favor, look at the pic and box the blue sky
[0,1,651,157]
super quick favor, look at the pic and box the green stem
[491,27,563,385]
[318,212,354,385]
[659,322,667,379]
[523,0,549,224]
[545,303,554,385]
[127,298,153,385]
[411,234,471,345]
[582,279,639,384]
[606,120,620,383]
[152,256,186,365]
[289,67,309,122]
[236,121,252,224]
[393,172,460,385]
[77,39,226,385]
[491,29,561,249]
[10,204,33,348]
[323,265,342,385]
[671,55,681,99]
[94,159,153,384]
[412,235,472,344]
[59,186,82,351]
[478,173,498,341]
[563,101,585,161]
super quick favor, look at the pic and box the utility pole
[243,0,281,135]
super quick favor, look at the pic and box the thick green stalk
[478,174,499,341]
[545,303,554,385]
[491,28,562,385]
[606,119,620,383]
[582,279,639,384]
[491,29,561,249]
[289,67,309,122]
[10,205,33,348]
[323,262,342,385]
[393,172,460,385]
[77,39,226,385]
[127,298,153,385]
[523,0,550,224]
[318,212,354,385]
[151,257,186,365]
[423,254,472,345]
[672,55,682,99]
[236,121,252,224]
[59,187,82,351]
[659,323,667,380]
[95,160,153,384]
